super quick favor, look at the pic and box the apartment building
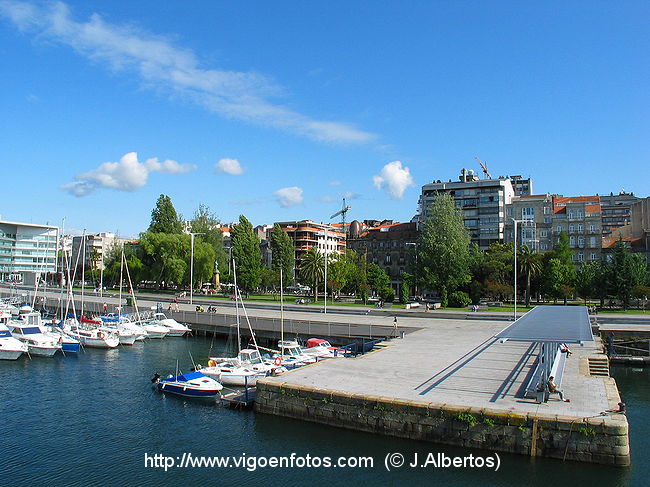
[418,168,516,249]
[275,220,346,263]
[599,192,640,236]
[0,220,59,285]
[347,220,419,293]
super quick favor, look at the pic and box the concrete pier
[256,318,630,466]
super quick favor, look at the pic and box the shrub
[449,290,471,308]
[380,287,395,302]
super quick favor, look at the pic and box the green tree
[609,240,648,309]
[189,203,226,273]
[299,248,324,302]
[518,244,542,307]
[148,194,183,234]
[140,232,188,288]
[575,261,600,303]
[543,257,574,305]
[418,193,471,307]
[231,215,262,292]
[367,262,390,295]
[270,224,295,285]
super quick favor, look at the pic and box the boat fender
[98,331,105,340]
[274,357,282,366]
[207,360,216,367]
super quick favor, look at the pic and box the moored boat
[152,371,223,398]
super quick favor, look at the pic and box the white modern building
[0,220,59,285]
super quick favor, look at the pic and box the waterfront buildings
[275,220,346,263]
[599,192,640,236]
[0,220,58,285]
[70,232,132,278]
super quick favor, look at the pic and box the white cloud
[61,151,195,196]
[328,180,341,186]
[215,158,243,176]
[372,161,414,200]
[0,1,376,145]
[274,186,304,207]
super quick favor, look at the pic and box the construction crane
[330,198,352,234]
[475,157,491,179]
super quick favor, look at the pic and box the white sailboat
[148,312,191,337]
[202,259,273,386]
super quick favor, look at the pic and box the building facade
[347,220,419,293]
[275,220,346,262]
[0,220,59,285]
[70,233,131,276]
[599,192,640,236]
[505,194,555,252]
[419,169,516,249]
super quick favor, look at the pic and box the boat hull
[28,345,60,357]
[61,341,80,353]
[0,349,25,360]
[156,382,220,397]
[79,337,120,348]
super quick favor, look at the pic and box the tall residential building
[0,220,59,285]
[599,192,640,236]
[418,168,516,249]
[275,220,346,263]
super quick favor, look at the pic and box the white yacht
[301,338,346,359]
[64,321,120,349]
[8,322,62,357]
[148,312,191,337]
[274,340,317,368]
[141,321,169,339]
[0,312,28,359]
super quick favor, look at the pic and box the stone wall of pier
[255,379,630,466]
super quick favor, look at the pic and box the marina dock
[256,311,630,466]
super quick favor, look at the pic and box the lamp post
[511,218,525,321]
[189,232,205,305]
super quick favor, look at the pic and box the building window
[577,224,584,233]
[590,224,596,233]
[591,252,597,261]
[577,209,584,218]
[556,225,563,233]
[578,236,584,247]
[540,230,548,237]
[578,252,584,262]
[541,242,548,250]
[568,210,575,219]
[507,207,513,217]
[522,207,534,219]
[385,255,391,264]
[543,206,550,215]
[570,236,576,248]
[590,237,597,248]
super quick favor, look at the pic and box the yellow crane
[475,157,491,179]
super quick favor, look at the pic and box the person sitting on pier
[547,376,570,402]
[560,343,572,356]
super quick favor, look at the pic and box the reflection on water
[0,337,644,486]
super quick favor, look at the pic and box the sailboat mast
[80,230,86,318]
[232,258,241,353]
[280,267,284,358]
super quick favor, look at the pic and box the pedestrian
[392,317,398,338]
[547,376,569,402]
[102,302,107,313]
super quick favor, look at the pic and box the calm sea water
[0,337,645,487]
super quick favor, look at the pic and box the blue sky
[1,1,648,237]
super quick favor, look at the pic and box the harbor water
[0,336,646,486]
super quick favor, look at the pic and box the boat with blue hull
[152,371,223,398]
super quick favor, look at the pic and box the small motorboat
[152,370,223,398]
[149,313,191,337]
[200,361,266,386]
[302,338,346,359]
[0,314,28,360]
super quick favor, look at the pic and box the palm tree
[299,248,324,302]
[518,245,542,307]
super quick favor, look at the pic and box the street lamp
[510,218,526,321]
[189,232,205,305]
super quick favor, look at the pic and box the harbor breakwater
[255,379,630,466]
